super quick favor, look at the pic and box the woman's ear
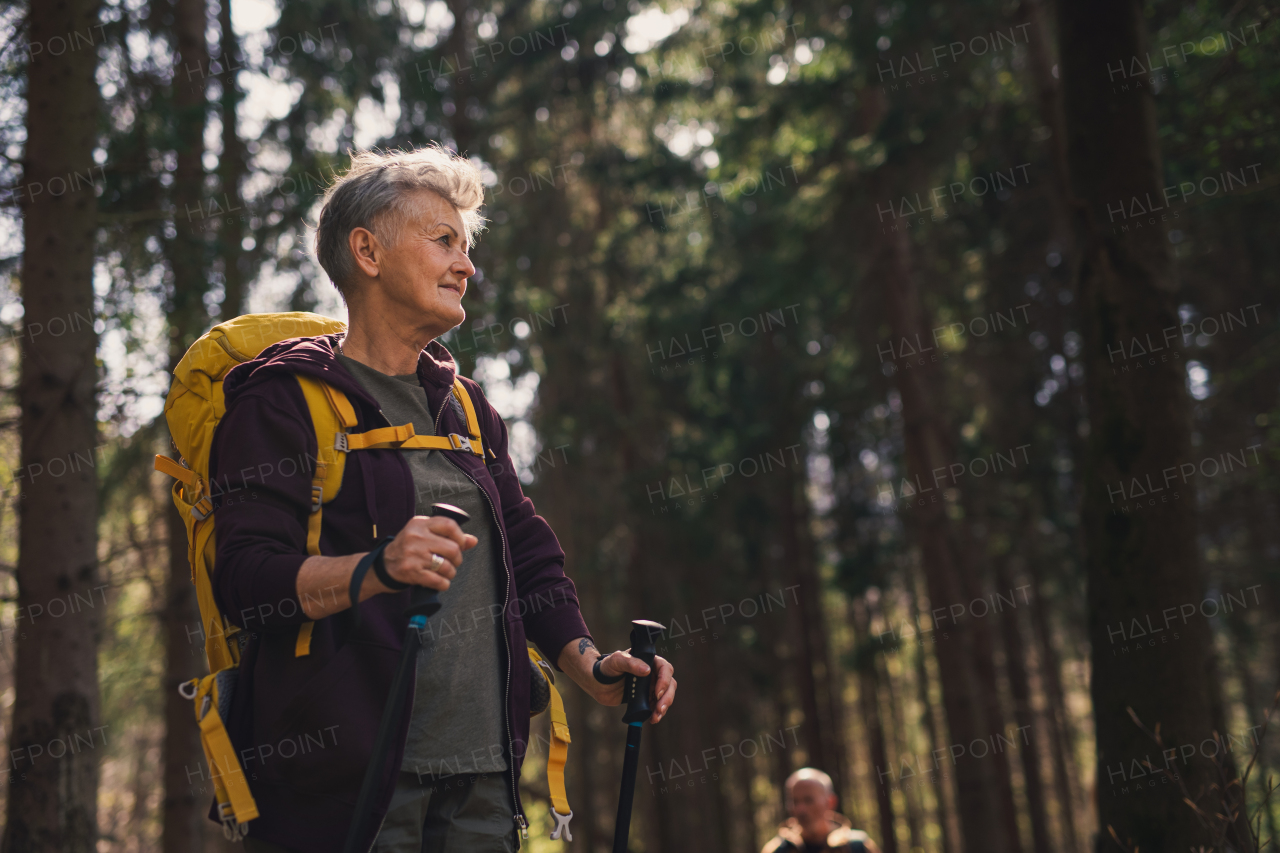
[348,227,381,279]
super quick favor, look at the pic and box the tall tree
[993,557,1052,853]
[870,212,1023,853]
[3,0,103,850]
[850,599,897,853]
[160,0,220,849]
[1057,0,1248,849]
[215,0,248,320]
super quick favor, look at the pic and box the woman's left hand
[559,639,677,724]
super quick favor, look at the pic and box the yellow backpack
[154,312,573,841]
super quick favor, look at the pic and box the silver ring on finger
[430,553,445,571]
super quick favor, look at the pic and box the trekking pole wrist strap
[371,538,409,591]
[349,537,403,628]
[593,655,625,685]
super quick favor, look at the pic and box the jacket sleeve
[465,379,592,668]
[208,382,316,631]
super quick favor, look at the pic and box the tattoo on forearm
[578,637,596,656]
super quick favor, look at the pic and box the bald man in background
[761,768,882,853]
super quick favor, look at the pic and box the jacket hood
[222,332,461,412]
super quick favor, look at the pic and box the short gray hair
[314,144,487,294]
[785,767,835,798]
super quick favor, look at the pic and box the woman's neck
[340,304,440,375]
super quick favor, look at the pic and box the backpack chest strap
[337,424,480,455]
[331,378,484,457]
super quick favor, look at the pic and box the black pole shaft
[341,503,464,852]
[342,623,422,853]
[612,723,644,853]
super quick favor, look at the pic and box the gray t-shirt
[337,354,508,777]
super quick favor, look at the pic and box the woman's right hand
[378,515,478,592]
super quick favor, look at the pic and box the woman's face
[355,189,476,337]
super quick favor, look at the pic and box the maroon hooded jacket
[206,333,591,852]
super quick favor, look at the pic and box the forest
[0,0,1277,851]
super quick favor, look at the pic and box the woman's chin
[433,304,465,332]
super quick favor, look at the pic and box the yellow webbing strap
[342,424,474,453]
[192,674,260,826]
[191,511,237,673]
[343,382,483,457]
[295,623,315,656]
[154,455,213,520]
[344,423,416,448]
[451,379,485,455]
[155,454,198,486]
[152,461,235,672]
[528,647,572,835]
[547,679,571,815]
[320,381,359,429]
[295,376,356,657]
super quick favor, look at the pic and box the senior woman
[209,145,676,853]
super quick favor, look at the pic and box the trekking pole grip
[621,620,664,724]
[405,503,470,621]
[612,619,665,853]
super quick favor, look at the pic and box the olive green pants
[243,771,519,853]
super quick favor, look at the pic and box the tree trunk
[993,558,1052,853]
[1056,1,1248,849]
[950,530,1024,853]
[441,0,477,152]
[1024,551,1084,853]
[850,599,898,853]
[870,595,923,851]
[880,649,924,852]
[906,566,956,853]
[162,0,217,851]
[778,462,849,808]
[216,0,248,319]
[870,197,1024,853]
[3,0,103,849]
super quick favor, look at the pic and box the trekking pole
[342,503,470,853]
[612,619,665,853]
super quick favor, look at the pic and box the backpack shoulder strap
[451,379,484,451]
[292,376,358,656]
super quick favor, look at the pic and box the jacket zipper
[433,393,450,434]
[436,388,528,838]
[447,450,527,839]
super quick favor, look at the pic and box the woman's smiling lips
[439,281,462,295]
